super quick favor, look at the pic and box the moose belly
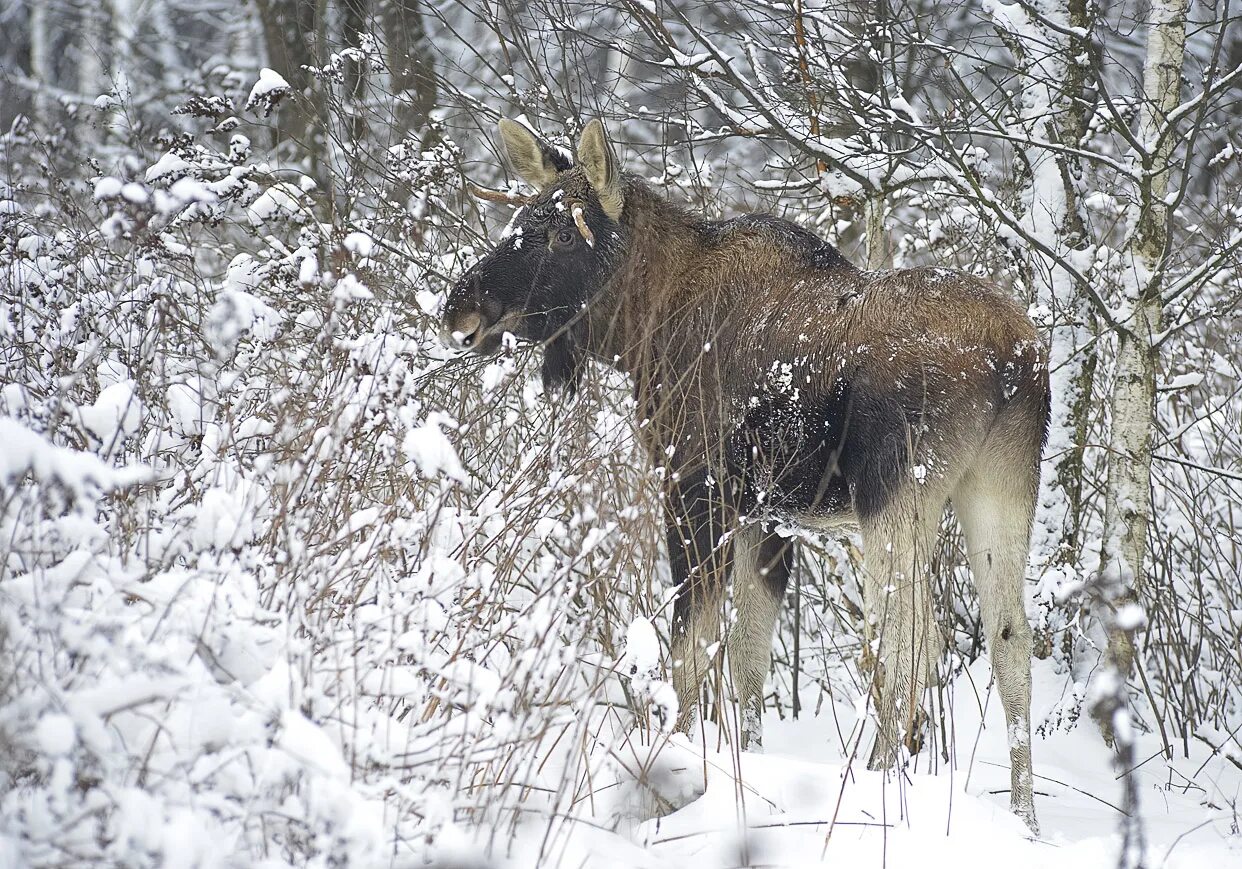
[729,426,853,523]
[793,504,860,533]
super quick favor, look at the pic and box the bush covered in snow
[2,2,1242,867]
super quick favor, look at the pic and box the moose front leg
[666,472,736,737]
[727,528,792,749]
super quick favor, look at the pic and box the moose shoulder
[443,119,1049,834]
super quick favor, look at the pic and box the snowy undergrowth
[0,100,672,865]
[614,658,1241,869]
[2,67,1241,868]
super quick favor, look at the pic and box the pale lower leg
[726,529,790,749]
[861,504,942,770]
[671,585,725,736]
[954,477,1039,833]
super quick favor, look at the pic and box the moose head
[442,119,627,392]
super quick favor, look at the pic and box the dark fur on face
[444,122,624,395]
[447,174,622,393]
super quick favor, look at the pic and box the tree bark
[1093,0,1189,865]
[76,0,106,104]
[107,0,137,102]
[1098,0,1188,698]
[341,0,369,146]
[864,191,888,270]
[29,0,53,124]
[382,0,437,142]
[252,0,321,157]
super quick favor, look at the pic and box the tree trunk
[382,0,437,143]
[341,0,369,147]
[29,0,52,125]
[1093,0,1189,866]
[864,191,888,270]
[107,0,137,101]
[77,0,106,105]
[149,0,186,99]
[1098,0,1188,700]
[252,0,321,160]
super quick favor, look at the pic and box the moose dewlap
[442,118,1050,834]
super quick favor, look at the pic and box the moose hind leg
[727,528,792,750]
[953,468,1039,833]
[860,498,943,771]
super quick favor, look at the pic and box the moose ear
[576,119,624,221]
[498,119,563,191]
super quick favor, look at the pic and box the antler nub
[466,182,534,206]
[570,203,596,248]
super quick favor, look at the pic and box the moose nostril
[447,311,483,350]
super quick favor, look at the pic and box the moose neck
[586,180,705,374]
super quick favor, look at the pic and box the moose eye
[555,229,576,246]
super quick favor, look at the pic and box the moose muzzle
[442,310,483,351]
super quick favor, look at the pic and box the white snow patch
[403,413,467,482]
[0,418,147,492]
[343,230,375,257]
[331,273,374,303]
[77,380,142,443]
[94,177,123,199]
[36,714,76,756]
[246,182,305,225]
[620,616,678,732]
[245,68,292,115]
[145,152,192,183]
[277,710,350,780]
[620,616,660,678]
[120,182,148,204]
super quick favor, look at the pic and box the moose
[442,119,1048,832]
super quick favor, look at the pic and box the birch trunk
[107,0,136,95]
[149,0,186,99]
[77,0,106,145]
[1099,0,1187,700]
[1094,0,1189,865]
[104,0,136,143]
[29,0,52,125]
[864,191,888,270]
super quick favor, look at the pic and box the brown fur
[586,182,1047,502]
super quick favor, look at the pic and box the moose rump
[442,118,1049,834]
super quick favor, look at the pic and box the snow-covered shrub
[0,66,687,865]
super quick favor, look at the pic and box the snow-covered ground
[533,659,1240,868]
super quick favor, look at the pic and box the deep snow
[514,657,1240,868]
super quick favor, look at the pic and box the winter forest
[2,0,1241,866]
